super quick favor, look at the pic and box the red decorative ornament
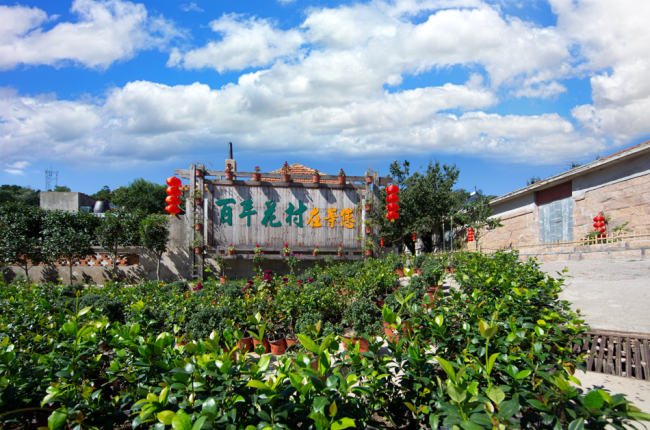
[386,203,399,212]
[386,194,399,203]
[386,211,399,221]
[380,237,385,247]
[166,186,181,197]
[165,205,181,214]
[593,215,605,222]
[165,196,181,206]
[597,228,606,234]
[412,233,417,241]
[386,185,399,194]
[166,177,181,187]
[593,221,605,228]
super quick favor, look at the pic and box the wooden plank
[625,336,632,378]
[644,340,650,380]
[606,336,614,375]
[635,338,642,380]
[596,335,606,373]
[586,334,596,372]
[175,168,389,183]
[615,337,622,376]
[202,179,367,189]
[213,245,358,252]
[204,253,366,261]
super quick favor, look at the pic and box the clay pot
[414,268,422,275]
[365,226,372,234]
[194,247,202,254]
[337,252,343,257]
[253,337,270,354]
[338,176,346,184]
[269,337,287,355]
[383,323,412,341]
[237,336,253,352]
[394,269,405,277]
[365,204,372,212]
[365,249,373,257]
[444,267,455,274]
[195,224,203,231]
[282,174,291,182]
[195,169,203,178]
[366,176,373,184]
[313,252,319,257]
[286,337,299,349]
[228,250,234,255]
[219,276,227,284]
[342,335,370,353]
[194,198,203,206]
[313,175,321,184]
[283,251,289,256]
[225,171,234,180]
[253,172,261,181]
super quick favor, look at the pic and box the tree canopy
[0,185,40,206]
[112,178,168,214]
[91,185,113,203]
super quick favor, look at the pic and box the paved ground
[540,259,650,334]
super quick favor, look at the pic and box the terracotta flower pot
[194,198,203,206]
[414,268,421,275]
[313,175,321,183]
[366,176,373,183]
[253,337,270,354]
[228,250,234,255]
[365,249,373,257]
[194,247,202,254]
[238,336,253,352]
[342,335,370,353]
[195,169,203,177]
[195,224,203,231]
[225,171,234,180]
[221,345,238,361]
[282,174,291,182]
[313,252,319,257]
[338,176,346,184]
[365,227,372,234]
[365,204,371,212]
[337,252,343,257]
[286,337,299,348]
[253,172,261,181]
[394,269,405,277]
[283,251,289,256]
[269,338,287,355]
[219,276,227,284]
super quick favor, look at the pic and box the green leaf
[435,315,444,327]
[48,409,68,430]
[202,397,217,416]
[584,390,604,408]
[448,385,467,404]
[628,411,650,422]
[496,400,519,419]
[460,421,484,430]
[319,334,333,355]
[329,401,338,418]
[487,352,499,374]
[331,418,356,430]
[62,322,77,335]
[479,320,489,338]
[157,411,176,425]
[487,386,505,405]
[76,306,92,317]
[405,402,416,413]
[435,356,456,381]
[297,334,320,355]
[172,410,192,430]
[192,416,208,430]
[534,326,545,336]
[309,412,330,430]
[247,380,269,391]
[313,396,330,414]
[567,418,584,430]
[258,355,271,372]
[515,369,532,380]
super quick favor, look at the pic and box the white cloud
[6,161,30,169]
[168,14,304,72]
[0,0,183,70]
[180,3,203,12]
[3,169,26,176]
[512,81,567,99]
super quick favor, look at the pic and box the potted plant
[392,259,404,277]
[213,254,229,283]
[413,254,426,275]
[365,166,375,184]
[196,163,205,178]
[281,161,291,182]
[312,169,321,184]
[313,246,320,257]
[341,299,382,353]
[283,243,291,256]
[253,166,261,181]
[364,218,374,235]
[195,221,203,231]
[227,243,235,255]
[364,196,374,212]
[337,244,343,257]
[338,168,346,184]
[362,239,374,257]
[225,163,234,180]
[192,189,203,206]
[190,236,202,254]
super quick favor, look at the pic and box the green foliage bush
[185,306,232,340]
[342,298,382,337]
[78,294,125,322]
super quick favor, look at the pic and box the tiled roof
[264,163,338,183]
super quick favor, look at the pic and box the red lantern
[593,221,605,228]
[166,177,181,187]
[594,215,605,222]
[386,203,399,212]
[386,211,399,221]
[165,195,181,206]
[165,205,181,214]
[386,194,399,203]
[166,186,181,197]
[412,233,416,241]
[386,185,399,194]
[380,237,385,247]
[597,228,606,233]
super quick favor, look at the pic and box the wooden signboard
[212,185,361,248]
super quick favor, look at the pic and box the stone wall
[476,207,537,250]
[516,237,650,262]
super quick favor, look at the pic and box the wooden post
[197,168,205,279]
[373,171,380,256]
[189,164,196,279]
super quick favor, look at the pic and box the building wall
[40,192,97,212]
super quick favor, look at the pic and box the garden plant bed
[1,252,648,429]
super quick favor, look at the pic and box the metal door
[539,196,573,243]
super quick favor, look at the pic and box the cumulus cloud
[180,3,203,12]
[3,160,30,175]
[0,0,183,70]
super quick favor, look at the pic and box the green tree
[139,214,170,280]
[42,210,100,284]
[0,202,47,279]
[91,185,113,203]
[526,176,541,186]
[53,185,71,192]
[378,160,460,254]
[0,185,40,206]
[95,210,144,278]
[112,178,168,214]
[452,193,503,250]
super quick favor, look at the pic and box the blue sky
[1,0,649,197]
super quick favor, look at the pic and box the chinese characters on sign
[216,198,356,229]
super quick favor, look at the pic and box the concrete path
[540,259,650,334]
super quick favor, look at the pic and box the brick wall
[477,207,538,250]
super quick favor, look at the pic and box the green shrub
[414,254,426,268]
[341,299,382,337]
[60,282,84,298]
[218,282,245,301]
[78,294,125,322]
[295,312,340,337]
[185,306,232,340]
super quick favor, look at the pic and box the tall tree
[0,185,40,206]
[139,214,170,281]
[112,178,168,214]
[95,209,144,279]
[42,210,100,284]
[0,202,47,279]
[91,185,113,203]
[452,193,503,250]
[53,185,71,192]
[378,160,460,254]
